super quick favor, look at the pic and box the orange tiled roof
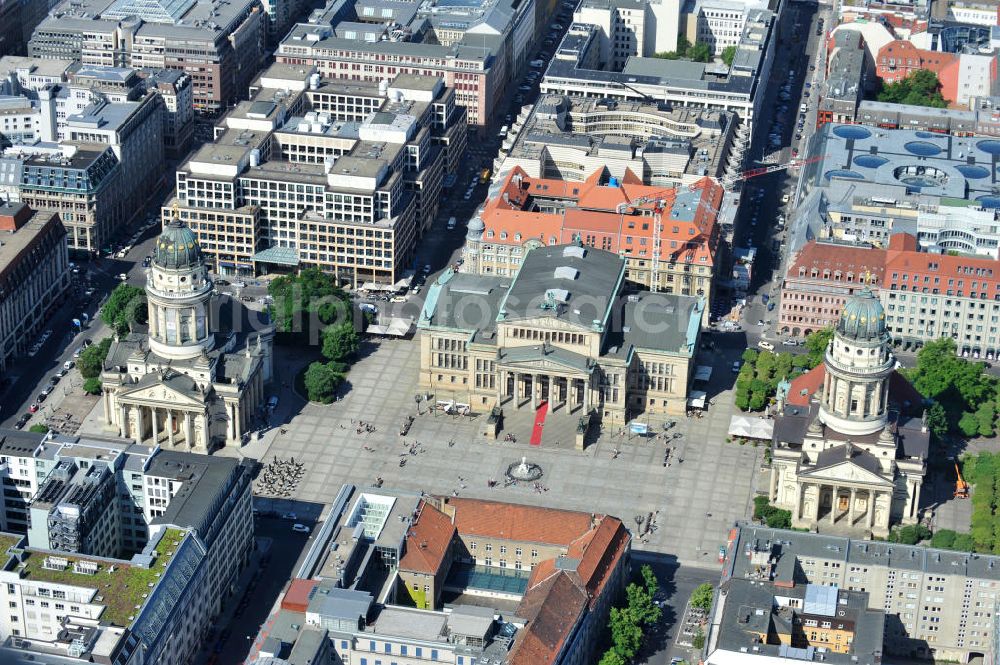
[568,516,630,605]
[886,234,1000,287]
[481,166,719,265]
[787,365,826,406]
[509,572,589,665]
[446,497,596,545]
[787,242,886,284]
[400,501,456,575]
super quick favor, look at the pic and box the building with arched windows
[99,220,274,452]
[769,287,927,537]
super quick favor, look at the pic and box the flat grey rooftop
[499,244,625,327]
[810,123,1000,201]
[367,606,447,640]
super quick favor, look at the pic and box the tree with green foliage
[954,533,977,551]
[734,384,751,411]
[721,45,737,66]
[931,529,957,549]
[100,284,146,335]
[28,424,50,434]
[803,328,834,368]
[303,361,347,403]
[608,606,643,661]
[78,338,112,379]
[321,321,360,362]
[877,69,948,108]
[888,524,931,545]
[753,495,793,528]
[641,564,659,598]
[654,36,714,62]
[268,268,351,338]
[905,338,997,438]
[599,652,627,665]
[626,582,662,626]
[926,402,949,442]
[926,528,976,552]
[693,630,706,650]
[742,348,759,364]
[82,377,102,395]
[688,42,712,62]
[690,583,714,612]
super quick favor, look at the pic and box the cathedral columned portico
[100,218,274,452]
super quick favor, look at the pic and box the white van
[758,340,775,351]
[447,216,457,230]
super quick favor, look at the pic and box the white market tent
[687,390,708,409]
[366,317,415,337]
[728,415,774,440]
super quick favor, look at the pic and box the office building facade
[0,204,69,374]
[170,65,465,283]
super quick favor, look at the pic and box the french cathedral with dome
[99,220,274,452]
[769,286,929,537]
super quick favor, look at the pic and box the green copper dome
[837,286,886,341]
[154,220,202,270]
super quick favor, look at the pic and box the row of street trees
[599,566,662,665]
[734,329,833,412]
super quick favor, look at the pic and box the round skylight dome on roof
[977,140,1000,155]
[854,155,888,169]
[894,165,948,189]
[904,141,943,157]
[832,125,871,140]
[824,170,866,181]
[956,165,990,179]
[977,196,1000,209]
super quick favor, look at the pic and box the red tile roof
[435,497,631,665]
[509,572,588,665]
[787,365,826,407]
[568,517,629,606]
[886,234,1000,288]
[445,497,596,545]
[787,241,886,286]
[400,501,456,575]
[479,166,719,266]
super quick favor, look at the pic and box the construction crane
[614,180,723,291]
[955,461,970,499]
[726,154,828,185]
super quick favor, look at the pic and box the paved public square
[226,334,762,568]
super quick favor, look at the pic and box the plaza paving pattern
[224,337,762,568]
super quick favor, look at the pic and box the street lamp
[414,393,422,415]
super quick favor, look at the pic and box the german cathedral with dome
[769,286,929,537]
[98,220,274,452]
